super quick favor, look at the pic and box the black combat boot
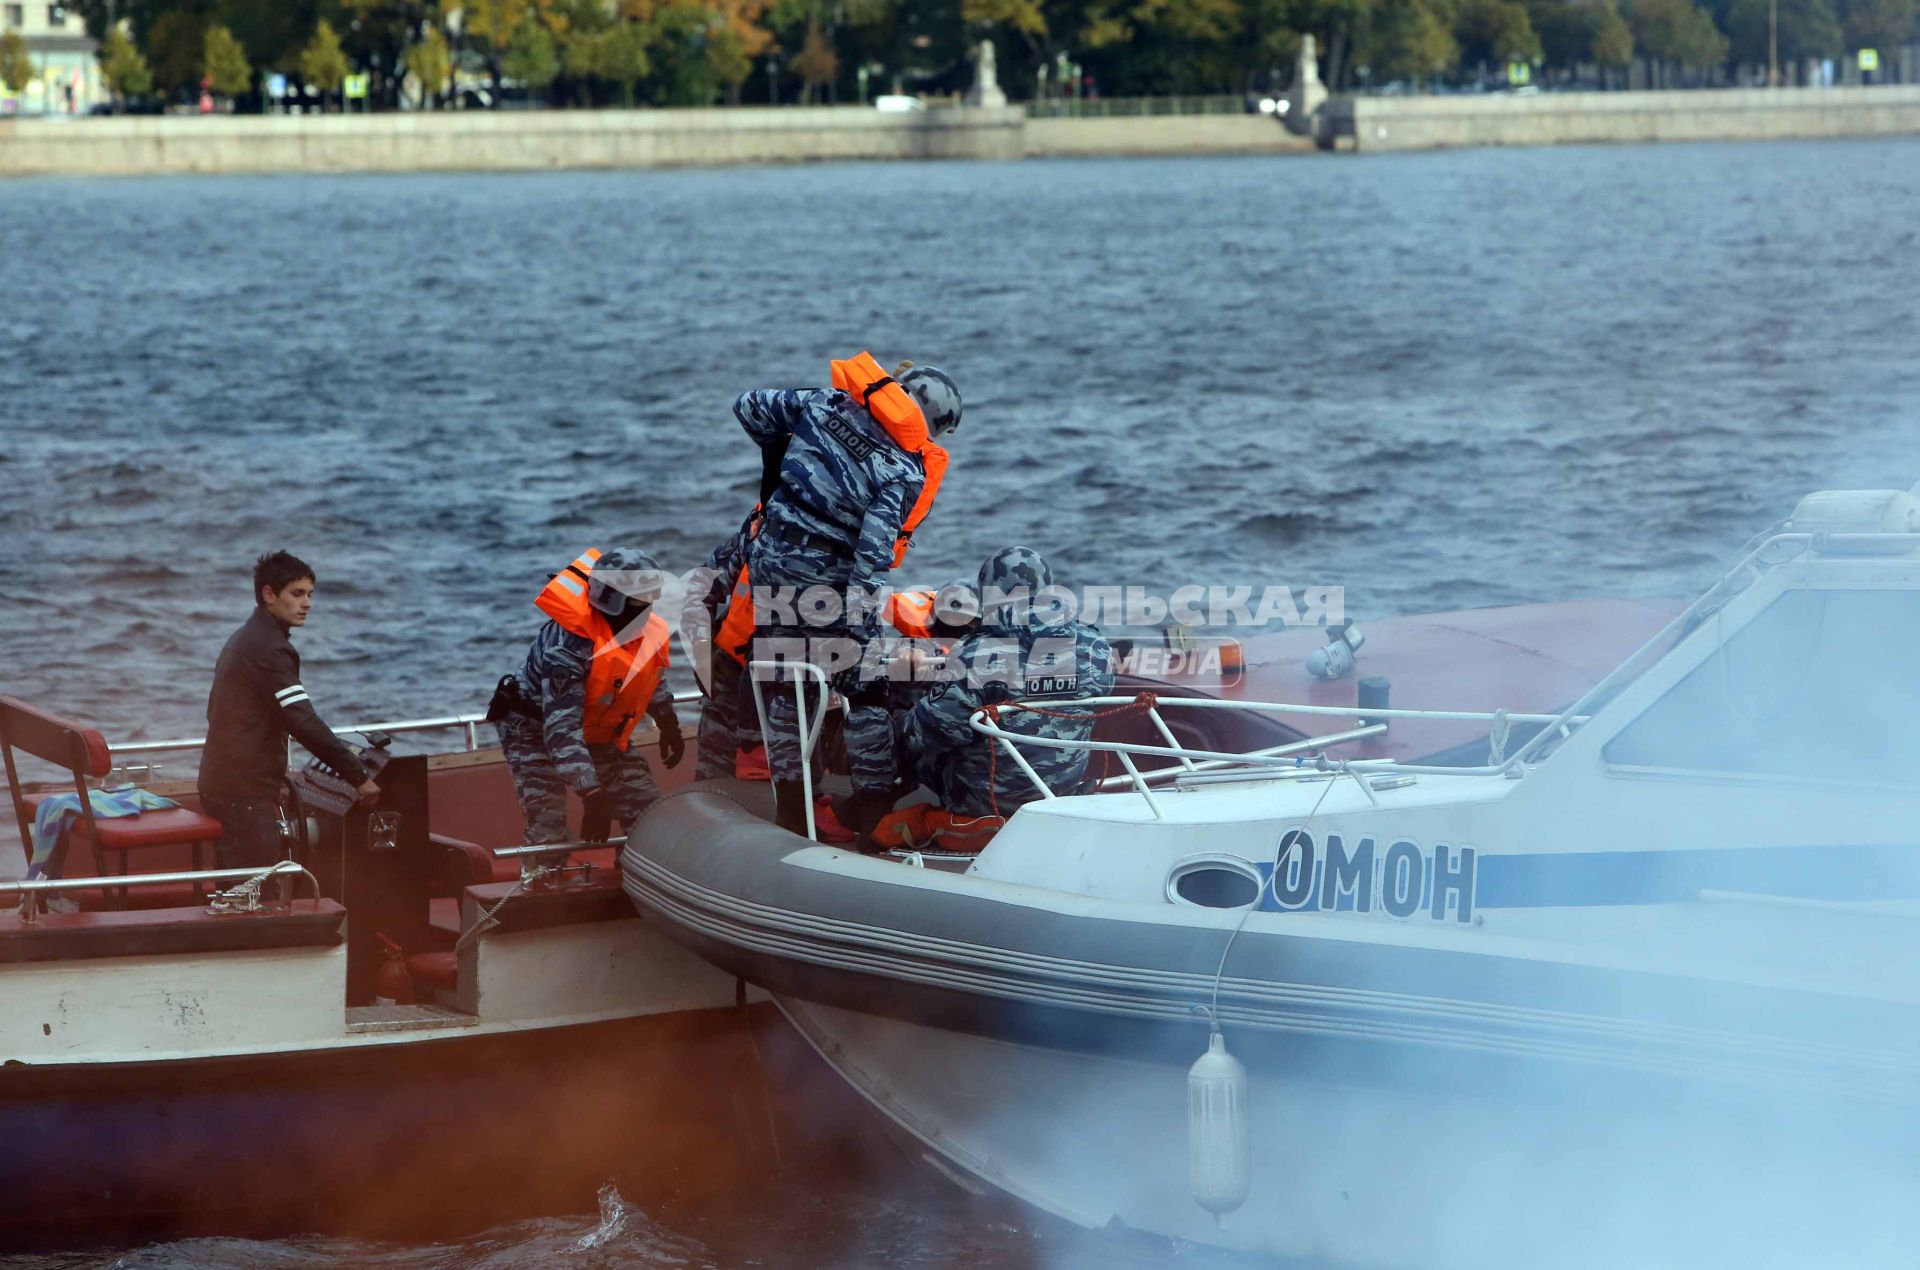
[834,786,900,838]
[773,781,809,836]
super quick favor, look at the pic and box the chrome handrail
[3,861,323,925]
[492,837,628,858]
[1091,723,1387,791]
[107,690,706,757]
[970,696,1589,816]
[1,860,319,895]
[964,529,1920,811]
[748,660,832,842]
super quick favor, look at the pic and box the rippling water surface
[8,1179,1280,1269]
[3,138,1920,1263]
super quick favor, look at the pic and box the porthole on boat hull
[1167,855,1264,909]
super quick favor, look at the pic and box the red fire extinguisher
[373,933,416,1006]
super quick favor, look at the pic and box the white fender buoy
[1188,1030,1251,1218]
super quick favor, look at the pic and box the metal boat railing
[1,860,322,925]
[694,670,1575,825]
[747,660,832,842]
[103,690,707,759]
[970,697,1585,818]
[721,662,1581,825]
[1090,722,1387,791]
[975,527,1920,816]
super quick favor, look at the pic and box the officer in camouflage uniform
[735,363,961,835]
[690,509,760,782]
[897,546,1116,819]
[497,547,684,848]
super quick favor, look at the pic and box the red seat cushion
[406,950,458,991]
[21,799,224,851]
[85,807,224,850]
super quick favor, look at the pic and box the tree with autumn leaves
[69,0,1920,112]
[451,0,769,105]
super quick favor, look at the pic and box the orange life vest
[716,576,937,665]
[715,562,758,666]
[871,804,1003,854]
[829,352,949,568]
[884,589,937,640]
[712,512,765,668]
[534,548,671,751]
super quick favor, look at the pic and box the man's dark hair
[254,551,316,605]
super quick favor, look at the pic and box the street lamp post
[1768,0,1778,86]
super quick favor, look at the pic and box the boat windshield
[1602,587,1920,786]
[1508,532,1808,768]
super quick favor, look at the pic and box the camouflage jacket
[700,509,757,613]
[516,620,673,794]
[897,618,1116,818]
[734,388,926,626]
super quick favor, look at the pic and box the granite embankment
[1328,84,1920,152]
[1,88,1915,175]
[0,105,1306,176]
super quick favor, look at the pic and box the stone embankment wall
[1023,114,1310,158]
[0,105,1305,176]
[0,106,1024,176]
[1327,85,1920,153]
[2,89,1916,177]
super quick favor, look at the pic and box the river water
[2,138,1919,1264]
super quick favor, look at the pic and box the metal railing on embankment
[1026,95,1248,118]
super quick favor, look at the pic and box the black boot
[773,781,809,836]
[834,786,900,838]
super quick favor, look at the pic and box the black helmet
[899,366,962,438]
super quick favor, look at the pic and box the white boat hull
[778,997,1920,1270]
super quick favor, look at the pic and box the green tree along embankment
[0,30,36,97]
[66,0,1920,114]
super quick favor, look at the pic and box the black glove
[653,709,685,769]
[579,788,612,843]
[759,436,790,505]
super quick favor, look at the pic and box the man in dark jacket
[199,551,378,870]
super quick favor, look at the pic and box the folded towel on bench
[28,786,181,880]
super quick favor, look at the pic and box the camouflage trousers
[694,654,758,782]
[752,623,896,795]
[495,713,662,844]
